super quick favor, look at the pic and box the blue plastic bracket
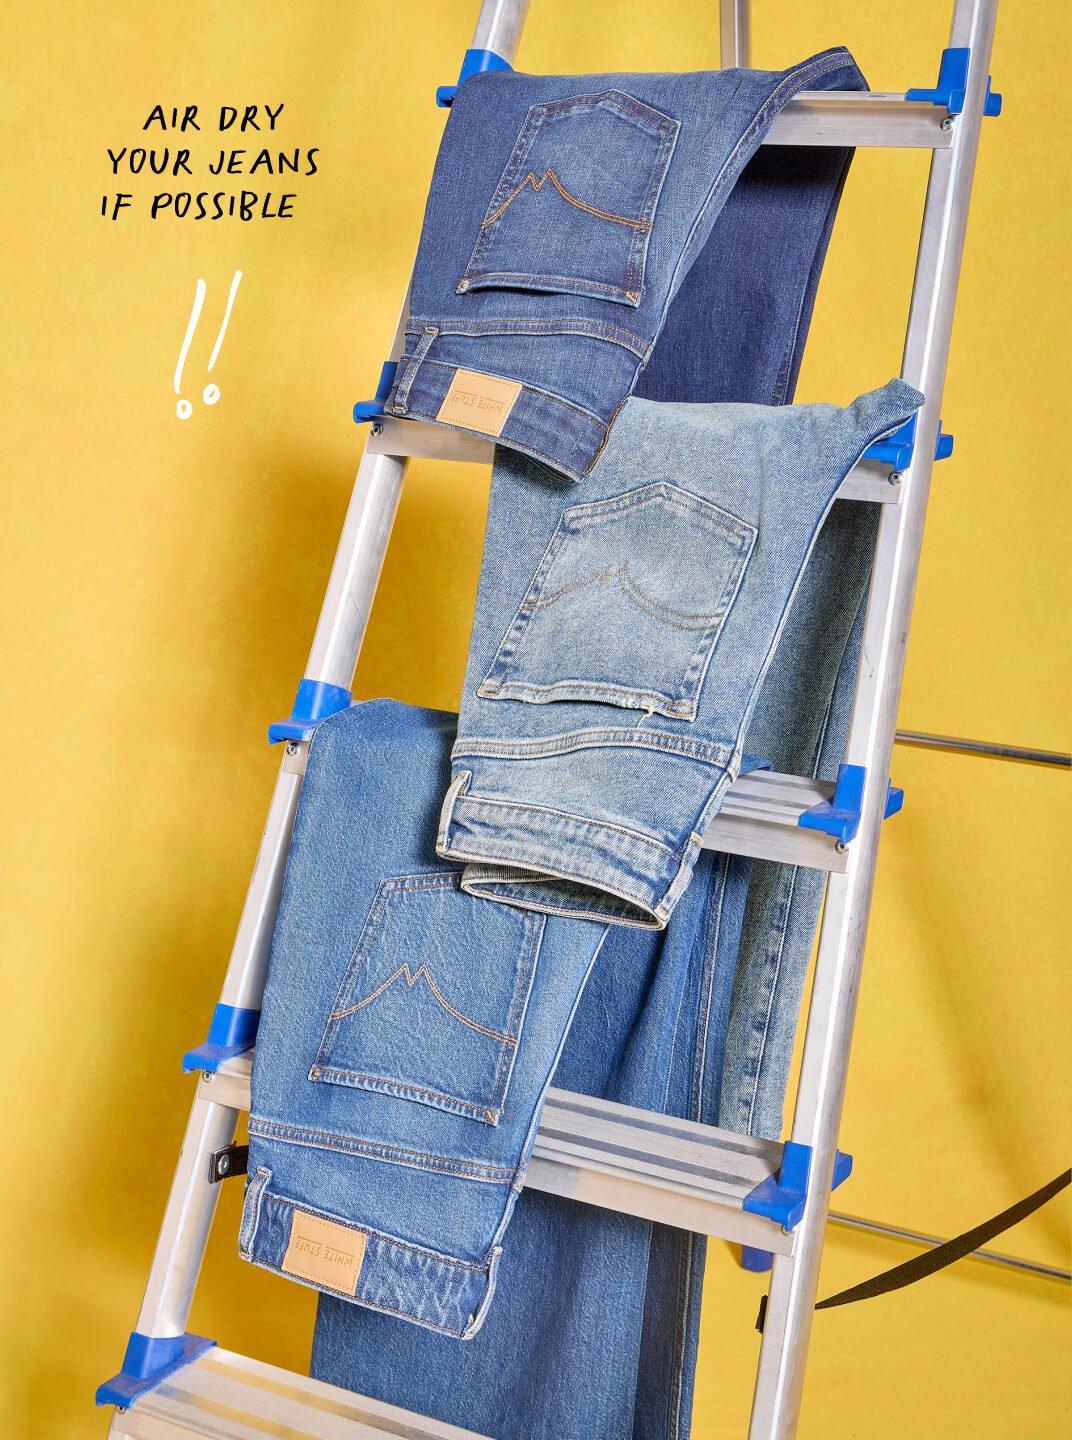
[268,678,353,745]
[436,48,514,108]
[862,411,955,471]
[798,763,904,848]
[352,360,398,425]
[906,46,1002,118]
[742,1142,854,1233]
[182,1003,260,1074]
[740,1245,774,1273]
[96,1331,216,1409]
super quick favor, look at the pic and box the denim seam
[312,1066,505,1125]
[248,1117,518,1183]
[406,314,649,358]
[450,726,736,768]
[462,870,656,929]
[447,789,678,858]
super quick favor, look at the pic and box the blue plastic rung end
[906,46,1002,117]
[352,359,399,425]
[742,1142,854,1233]
[182,1003,260,1074]
[436,48,514,107]
[268,678,353,744]
[96,1331,216,1408]
[798,764,903,847]
[740,1245,774,1273]
[862,412,955,470]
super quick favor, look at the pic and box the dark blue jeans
[312,95,880,1440]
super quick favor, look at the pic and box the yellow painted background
[3,2,1069,1435]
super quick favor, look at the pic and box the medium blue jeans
[384,51,866,480]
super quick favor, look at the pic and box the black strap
[756,1168,1070,1332]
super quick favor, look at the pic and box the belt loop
[392,326,439,411]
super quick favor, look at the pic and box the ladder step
[108,1345,490,1439]
[765,90,955,148]
[205,1058,796,1256]
[367,419,902,503]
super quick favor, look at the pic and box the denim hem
[240,1171,502,1340]
[437,775,716,929]
[385,356,608,483]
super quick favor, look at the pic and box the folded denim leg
[242,699,606,1337]
[439,381,923,928]
[312,843,749,1440]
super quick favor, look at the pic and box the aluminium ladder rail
[101,2,1001,1437]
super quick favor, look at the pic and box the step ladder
[98,1,1002,1436]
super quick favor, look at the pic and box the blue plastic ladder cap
[799,765,904,847]
[268,678,353,744]
[96,1331,216,1408]
[352,360,399,425]
[863,413,954,471]
[182,1003,260,1074]
[906,46,1002,118]
[436,48,513,107]
[742,1142,854,1233]
[740,1246,774,1273]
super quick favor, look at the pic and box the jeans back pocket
[458,90,679,309]
[479,482,756,722]
[312,872,543,1125]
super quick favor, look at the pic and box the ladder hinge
[906,46,1002,118]
[96,1332,216,1409]
[208,1142,249,1184]
[797,764,904,848]
[182,1003,260,1074]
[268,678,353,745]
[352,359,398,424]
[742,1141,853,1233]
[436,48,514,108]
[862,411,954,472]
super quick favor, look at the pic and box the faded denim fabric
[241,700,608,1336]
[437,382,922,930]
[384,50,867,480]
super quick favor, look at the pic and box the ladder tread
[207,1059,795,1255]
[109,1345,490,1439]
[367,418,902,506]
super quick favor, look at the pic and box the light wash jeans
[436,383,921,929]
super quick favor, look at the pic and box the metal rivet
[887,470,902,487]
[834,841,847,855]
[286,740,299,755]
[457,280,470,292]
[218,1154,230,1174]
[940,115,955,131]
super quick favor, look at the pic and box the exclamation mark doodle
[173,270,243,419]
[203,269,243,406]
[174,278,206,420]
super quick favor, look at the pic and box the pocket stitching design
[313,871,542,1124]
[479,483,756,720]
[461,89,680,306]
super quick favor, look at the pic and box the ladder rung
[766,90,954,148]
[108,1344,490,1439]
[205,1058,795,1256]
[366,419,901,504]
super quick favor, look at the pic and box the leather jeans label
[436,368,522,436]
[282,1210,366,1295]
